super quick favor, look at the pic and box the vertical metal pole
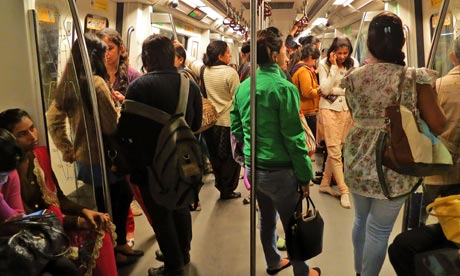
[403,24,412,67]
[169,13,178,40]
[68,0,113,217]
[249,0,257,275]
[427,0,450,69]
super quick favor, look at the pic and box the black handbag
[0,212,70,276]
[286,195,324,261]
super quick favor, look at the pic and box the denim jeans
[247,167,310,276]
[352,193,406,276]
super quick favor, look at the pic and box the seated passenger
[0,109,118,276]
[0,128,79,276]
[0,128,24,222]
[388,223,458,276]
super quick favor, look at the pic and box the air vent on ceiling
[242,2,294,9]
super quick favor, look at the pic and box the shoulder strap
[199,65,208,98]
[396,67,408,104]
[122,74,190,125]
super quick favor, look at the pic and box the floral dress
[341,63,437,199]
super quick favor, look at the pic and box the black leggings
[203,125,241,195]
[95,175,133,246]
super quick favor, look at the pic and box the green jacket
[230,64,313,183]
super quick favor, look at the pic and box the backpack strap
[176,74,190,115]
[122,74,190,125]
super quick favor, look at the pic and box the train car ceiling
[116,0,388,41]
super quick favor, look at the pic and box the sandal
[266,258,291,275]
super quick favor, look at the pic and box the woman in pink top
[0,128,24,222]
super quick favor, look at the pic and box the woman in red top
[0,109,118,276]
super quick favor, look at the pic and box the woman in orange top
[291,44,321,138]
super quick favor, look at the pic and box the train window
[84,14,109,33]
[430,12,455,76]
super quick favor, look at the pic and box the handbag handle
[293,195,318,220]
[426,195,460,218]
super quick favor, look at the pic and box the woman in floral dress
[341,12,446,276]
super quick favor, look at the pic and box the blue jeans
[248,167,310,276]
[352,193,406,276]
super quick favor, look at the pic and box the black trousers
[203,125,241,195]
[95,174,133,246]
[304,114,317,140]
[388,223,456,276]
[139,183,191,274]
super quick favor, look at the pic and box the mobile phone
[24,209,46,217]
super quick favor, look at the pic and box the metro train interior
[0,0,459,275]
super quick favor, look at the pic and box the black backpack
[122,74,204,210]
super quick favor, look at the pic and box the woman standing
[96,28,141,103]
[342,12,446,276]
[96,27,145,246]
[317,36,359,208]
[231,27,318,276]
[202,41,241,199]
[291,44,321,138]
[117,34,202,276]
[46,33,143,266]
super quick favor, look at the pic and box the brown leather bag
[376,68,453,199]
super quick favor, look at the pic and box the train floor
[118,153,403,276]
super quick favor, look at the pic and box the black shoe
[155,249,164,262]
[155,249,190,265]
[116,253,138,267]
[148,266,184,276]
[242,197,251,205]
[220,191,241,200]
[312,176,322,185]
[115,248,144,257]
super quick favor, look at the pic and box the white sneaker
[319,186,340,197]
[340,194,351,209]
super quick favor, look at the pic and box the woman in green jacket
[231,27,319,276]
